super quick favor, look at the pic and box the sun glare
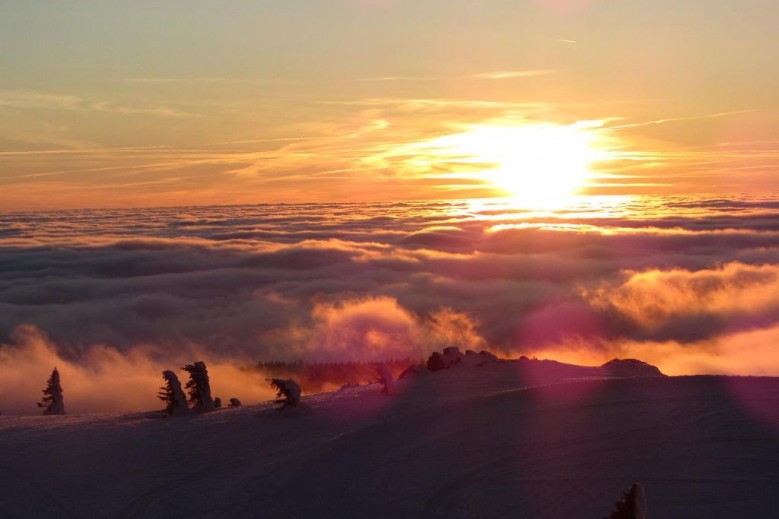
[433,122,610,208]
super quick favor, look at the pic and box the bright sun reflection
[432,121,611,208]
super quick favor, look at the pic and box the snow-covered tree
[182,361,215,411]
[604,483,647,519]
[270,378,301,409]
[376,363,395,396]
[158,370,189,416]
[37,367,65,415]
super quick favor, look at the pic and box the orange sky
[1,1,777,210]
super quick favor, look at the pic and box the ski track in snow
[1,363,778,519]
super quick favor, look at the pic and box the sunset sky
[2,0,778,210]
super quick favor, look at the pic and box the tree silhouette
[182,361,215,411]
[604,483,647,519]
[270,378,301,409]
[158,370,189,416]
[37,367,65,415]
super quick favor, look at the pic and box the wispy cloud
[0,90,82,111]
[111,77,294,86]
[0,89,198,118]
[357,69,556,82]
[469,69,556,80]
[2,93,775,206]
[606,109,758,130]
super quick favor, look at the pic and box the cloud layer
[1,195,778,413]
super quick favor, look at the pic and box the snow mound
[601,358,666,378]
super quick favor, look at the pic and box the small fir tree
[182,361,215,411]
[158,370,189,416]
[37,367,65,415]
[270,378,301,409]
[605,483,647,519]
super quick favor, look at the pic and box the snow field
[1,362,777,518]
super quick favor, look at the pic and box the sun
[432,121,609,208]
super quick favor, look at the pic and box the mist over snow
[2,194,779,413]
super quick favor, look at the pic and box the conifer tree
[158,370,189,416]
[182,361,215,411]
[604,483,647,519]
[270,378,301,409]
[37,367,65,415]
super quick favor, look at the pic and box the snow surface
[1,360,777,518]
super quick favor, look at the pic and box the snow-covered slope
[1,361,777,518]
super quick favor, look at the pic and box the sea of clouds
[2,195,779,413]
